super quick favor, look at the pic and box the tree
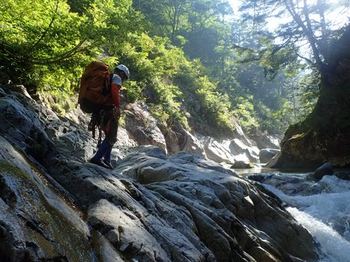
[134,0,233,66]
[133,0,190,40]
[236,1,350,167]
[239,0,350,87]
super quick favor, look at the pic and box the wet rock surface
[309,162,334,181]
[249,172,319,196]
[248,170,350,196]
[0,136,94,261]
[0,86,318,261]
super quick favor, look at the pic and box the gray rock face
[0,136,94,261]
[48,147,317,262]
[229,138,260,163]
[202,137,259,166]
[122,102,260,167]
[124,103,167,153]
[250,130,281,150]
[309,162,334,181]
[203,137,236,164]
[0,86,319,261]
[163,124,259,168]
[260,148,280,164]
[163,122,206,157]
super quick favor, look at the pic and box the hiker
[78,62,130,169]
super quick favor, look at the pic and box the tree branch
[284,0,324,71]
[28,0,59,53]
[296,52,315,65]
[31,39,87,65]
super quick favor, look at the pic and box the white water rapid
[262,175,350,262]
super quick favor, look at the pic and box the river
[247,172,350,262]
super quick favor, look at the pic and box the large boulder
[162,121,205,157]
[309,162,334,181]
[203,137,236,165]
[250,129,281,150]
[229,138,260,163]
[124,103,167,153]
[260,148,280,164]
[201,136,259,167]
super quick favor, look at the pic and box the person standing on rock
[78,62,130,169]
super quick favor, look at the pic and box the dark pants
[81,95,119,146]
[88,104,119,163]
[100,107,119,146]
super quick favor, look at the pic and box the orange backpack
[78,61,113,113]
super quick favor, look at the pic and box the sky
[229,0,239,14]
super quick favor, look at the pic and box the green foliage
[123,81,142,103]
[116,32,235,133]
[1,0,239,135]
[1,0,84,86]
[2,0,330,138]
[194,76,235,132]
[297,72,320,119]
[259,40,299,80]
[115,33,188,127]
[232,96,259,132]
[0,0,133,89]
[255,99,296,134]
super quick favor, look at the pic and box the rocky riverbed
[0,85,318,261]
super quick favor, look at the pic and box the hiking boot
[89,158,110,169]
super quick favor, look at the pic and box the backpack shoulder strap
[102,73,113,96]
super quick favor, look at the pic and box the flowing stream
[257,174,350,262]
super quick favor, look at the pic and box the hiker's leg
[90,109,106,161]
[91,139,109,161]
[89,138,111,168]
[103,108,119,164]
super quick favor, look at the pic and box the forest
[0,0,349,138]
